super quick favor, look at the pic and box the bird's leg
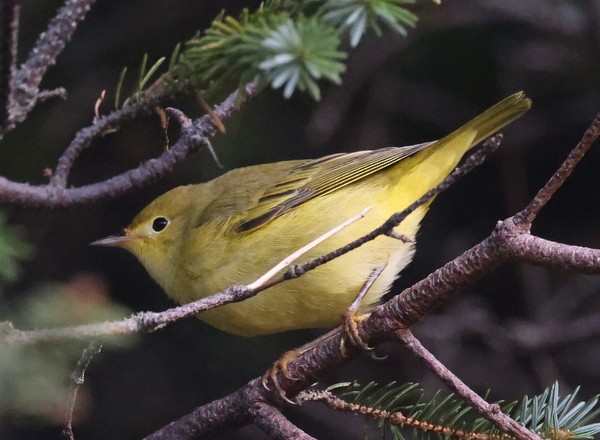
[339,264,387,358]
[261,264,387,403]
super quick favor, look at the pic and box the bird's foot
[339,264,387,357]
[340,310,373,358]
[261,348,301,405]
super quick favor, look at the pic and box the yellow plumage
[93,93,531,336]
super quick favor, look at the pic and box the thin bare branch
[63,342,102,440]
[395,329,542,440]
[50,96,164,190]
[514,112,600,225]
[1,317,138,344]
[3,205,371,344]
[0,284,251,344]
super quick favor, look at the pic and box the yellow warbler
[93,93,530,336]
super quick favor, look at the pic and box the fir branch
[180,6,346,100]
[160,0,416,101]
[304,382,600,440]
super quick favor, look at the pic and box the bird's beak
[91,232,136,248]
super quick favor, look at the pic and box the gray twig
[5,0,95,136]
[62,341,102,440]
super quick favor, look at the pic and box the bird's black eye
[151,217,169,232]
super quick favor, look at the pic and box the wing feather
[235,141,434,232]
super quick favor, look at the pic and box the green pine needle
[322,0,417,47]
[259,16,346,99]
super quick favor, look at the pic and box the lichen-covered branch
[4,0,96,136]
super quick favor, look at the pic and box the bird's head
[92,185,196,289]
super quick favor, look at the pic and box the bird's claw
[340,310,374,358]
[261,348,301,405]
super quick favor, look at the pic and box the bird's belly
[195,235,415,336]
[175,200,426,336]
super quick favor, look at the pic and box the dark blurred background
[2,0,600,438]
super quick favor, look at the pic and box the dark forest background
[2,1,600,438]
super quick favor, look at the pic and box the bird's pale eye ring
[152,217,169,232]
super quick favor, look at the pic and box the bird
[93,92,531,337]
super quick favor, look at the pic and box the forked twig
[1,79,259,206]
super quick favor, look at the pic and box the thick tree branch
[508,235,600,273]
[250,402,316,440]
[144,380,262,439]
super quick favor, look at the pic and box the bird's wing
[235,141,435,232]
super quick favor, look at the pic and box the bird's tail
[438,91,531,152]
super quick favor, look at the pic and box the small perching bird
[93,92,531,336]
